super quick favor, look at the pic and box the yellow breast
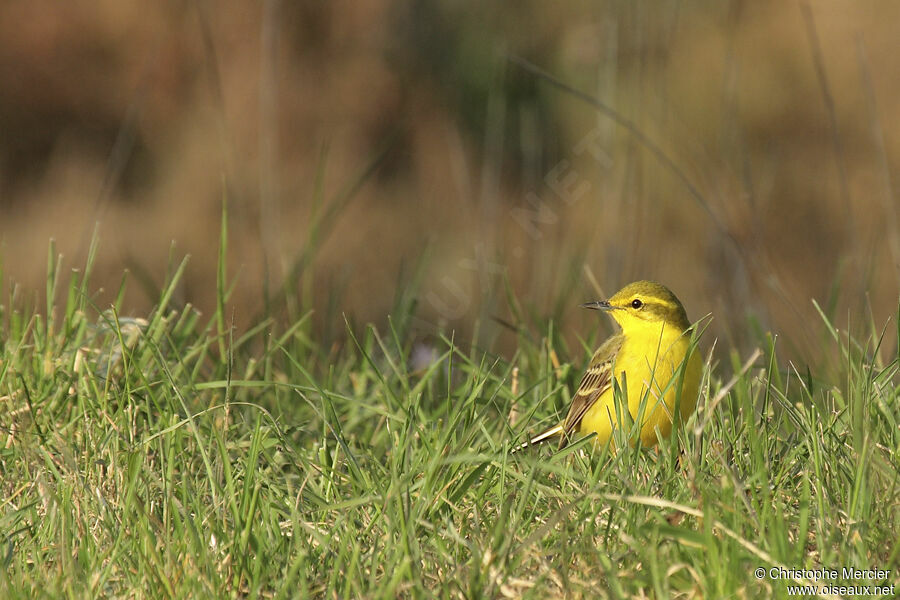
[578,321,702,448]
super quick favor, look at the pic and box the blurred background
[1,1,898,364]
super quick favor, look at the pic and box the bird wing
[558,332,623,449]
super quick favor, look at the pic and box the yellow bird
[519,280,703,451]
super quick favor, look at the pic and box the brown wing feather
[558,333,623,449]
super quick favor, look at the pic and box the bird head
[580,280,691,332]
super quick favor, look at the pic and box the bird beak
[580,300,614,311]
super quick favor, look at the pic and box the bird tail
[510,424,565,454]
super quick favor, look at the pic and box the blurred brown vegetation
[1,1,898,364]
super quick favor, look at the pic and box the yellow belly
[579,326,702,448]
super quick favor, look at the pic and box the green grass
[1,237,898,599]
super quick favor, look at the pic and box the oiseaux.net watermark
[425,124,614,321]
[755,566,895,596]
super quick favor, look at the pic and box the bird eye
[631,299,643,309]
